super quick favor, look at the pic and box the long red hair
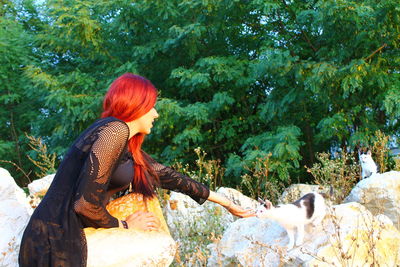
[101,73,159,198]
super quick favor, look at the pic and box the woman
[19,73,254,267]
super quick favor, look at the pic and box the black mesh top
[19,117,210,267]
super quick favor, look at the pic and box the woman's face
[135,107,159,134]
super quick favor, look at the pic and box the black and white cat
[256,192,326,250]
[358,149,378,179]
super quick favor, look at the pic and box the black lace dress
[19,117,210,267]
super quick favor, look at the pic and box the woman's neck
[125,121,139,139]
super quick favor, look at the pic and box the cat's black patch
[292,193,315,219]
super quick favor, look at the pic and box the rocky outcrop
[164,189,235,237]
[207,202,400,267]
[0,168,32,267]
[279,184,329,204]
[3,166,400,267]
[27,173,54,208]
[217,187,259,210]
[27,173,54,197]
[344,171,400,229]
[84,228,176,267]
[164,187,257,237]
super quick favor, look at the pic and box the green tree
[0,2,42,185]
[1,0,399,188]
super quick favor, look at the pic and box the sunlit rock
[217,187,259,210]
[344,171,400,229]
[85,228,176,267]
[207,202,400,266]
[27,173,55,208]
[279,184,330,204]
[0,168,32,267]
[27,173,54,197]
[164,191,234,237]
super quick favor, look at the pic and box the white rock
[164,188,256,238]
[164,192,234,237]
[207,217,288,266]
[279,184,330,204]
[344,171,400,229]
[0,168,33,267]
[85,228,176,267]
[27,173,54,197]
[217,187,259,210]
[208,202,400,267]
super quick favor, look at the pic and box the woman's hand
[207,191,256,218]
[124,211,161,231]
[224,202,256,218]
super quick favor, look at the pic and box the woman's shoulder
[74,117,129,147]
[91,117,129,131]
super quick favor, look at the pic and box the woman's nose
[153,109,159,118]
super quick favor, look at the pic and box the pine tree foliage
[0,0,399,187]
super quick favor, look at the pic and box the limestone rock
[85,228,176,267]
[306,202,400,266]
[164,188,256,238]
[164,191,234,237]
[27,173,54,197]
[217,187,259,210]
[344,171,400,229]
[207,202,400,266]
[26,173,55,209]
[279,184,329,204]
[0,168,33,267]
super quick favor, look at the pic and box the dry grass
[306,151,359,204]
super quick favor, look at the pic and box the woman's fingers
[125,211,161,231]
[226,204,256,218]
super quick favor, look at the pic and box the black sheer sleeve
[73,120,129,228]
[146,155,210,204]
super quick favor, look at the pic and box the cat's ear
[257,197,265,205]
[264,200,273,209]
[367,150,372,155]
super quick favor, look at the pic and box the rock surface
[0,168,32,267]
[344,171,400,229]
[4,167,400,267]
[27,173,55,208]
[27,173,54,197]
[84,228,176,267]
[217,187,259,210]
[207,202,400,267]
[164,190,235,237]
[279,183,330,204]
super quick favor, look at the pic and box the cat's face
[359,150,372,163]
[256,205,268,218]
[256,199,273,218]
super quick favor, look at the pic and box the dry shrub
[240,154,289,204]
[306,151,359,204]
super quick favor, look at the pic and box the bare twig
[0,160,32,183]
[364,43,387,61]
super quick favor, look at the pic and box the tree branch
[364,43,387,61]
[281,0,318,53]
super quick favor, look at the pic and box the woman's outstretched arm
[207,191,255,218]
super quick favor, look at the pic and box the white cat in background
[359,149,378,179]
[256,192,326,250]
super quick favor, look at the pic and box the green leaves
[227,125,303,182]
[1,0,399,187]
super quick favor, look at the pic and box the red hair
[101,73,159,198]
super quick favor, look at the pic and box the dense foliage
[1,0,399,187]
